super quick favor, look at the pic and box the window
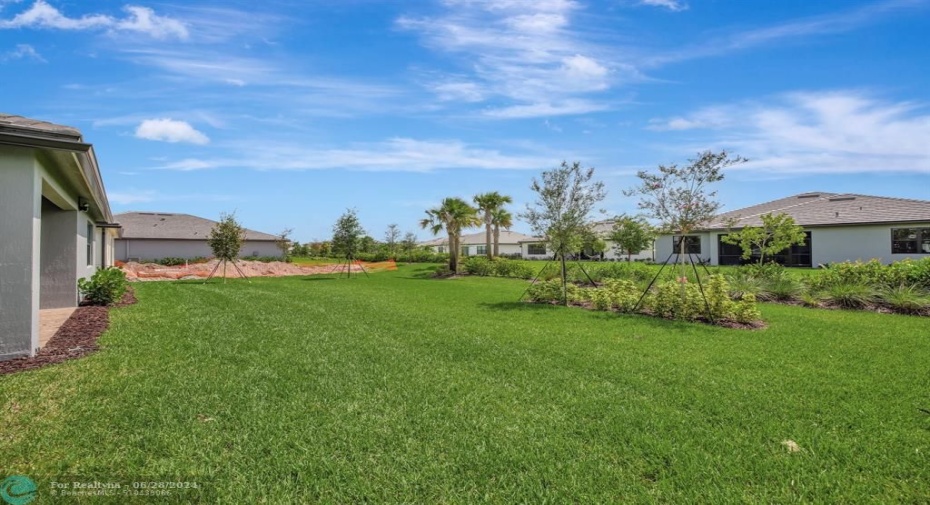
[437,246,445,253]
[527,243,547,255]
[672,235,701,255]
[476,245,487,255]
[86,222,94,266]
[461,246,470,257]
[892,228,930,254]
[718,232,812,267]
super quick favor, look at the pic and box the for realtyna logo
[0,476,37,505]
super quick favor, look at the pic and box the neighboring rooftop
[115,212,279,241]
[421,230,536,246]
[0,113,83,140]
[706,192,930,230]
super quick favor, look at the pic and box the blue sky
[2,0,929,242]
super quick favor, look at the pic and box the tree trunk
[493,225,501,257]
[485,215,493,259]
[449,233,458,272]
[560,248,568,306]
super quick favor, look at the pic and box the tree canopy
[609,215,656,261]
[332,209,366,259]
[208,212,245,262]
[420,197,480,273]
[721,212,807,265]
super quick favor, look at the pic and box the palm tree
[490,207,513,257]
[420,197,481,272]
[473,192,513,259]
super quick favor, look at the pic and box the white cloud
[649,90,930,174]
[135,119,209,144]
[398,0,622,117]
[0,1,188,39]
[0,43,43,62]
[639,0,688,11]
[483,99,608,119]
[114,6,188,40]
[155,138,554,172]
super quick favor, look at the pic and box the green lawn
[2,265,928,502]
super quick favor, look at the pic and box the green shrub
[432,265,455,278]
[493,259,535,279]
[824,282,878,309]
[650,280,703,320]
[888,257,930,289]
[241,255,287,263]
[463,257,494,276]
[590,288,613,311]
[527,279,581,304]
[810,259,907,290]
[879,285,930,315]
[78,267,128,306]
[705,275,735,321]
[733,293,762,323]
[601,278,640,313]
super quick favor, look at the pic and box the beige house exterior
[421,230,534,257]
[0,114,117,360]
[656,192,930,267]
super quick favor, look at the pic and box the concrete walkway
[39,307,76,347]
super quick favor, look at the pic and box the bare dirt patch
[120,259,383,281]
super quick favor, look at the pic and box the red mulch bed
[0,288,136,376]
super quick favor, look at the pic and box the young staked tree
[609,215,656,262]
[384,224,401,258]
[474,192,513,259]
[420,197,481,273]
[332,209,365,261]
[626,150,746,282]
[276,228,293,261]
[721,212,806,265]
[521,161,606,305]
[490,207,513,257]
[207,211,246,283]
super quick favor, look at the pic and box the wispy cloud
[398,0,627,118]
[646,0,926,66]
[153,137,554,173]
[639,0,688,12]
[108,189,235,205]
[0,42,43,62]
[0,1,188,39]
[649,90,930,174]
[135,118,209,144]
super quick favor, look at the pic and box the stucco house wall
[1,115,115,360]
[810,224,930,266]
[116,239,280,262]
[655,233,712,265]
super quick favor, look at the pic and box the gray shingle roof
[420,230,536,246]
[706,192,930,230]
[115,212,278,241]
[0,113,82,140]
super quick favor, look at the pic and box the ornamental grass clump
[879,285,930,315]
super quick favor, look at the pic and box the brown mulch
[0,289,136,376]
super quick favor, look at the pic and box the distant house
[517,220,656,261]
[114,212,280,262]
[0,114,117,360]
[656,192,930,267]
[420,230,535,257]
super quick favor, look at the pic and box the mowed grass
[1,265,928,502]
